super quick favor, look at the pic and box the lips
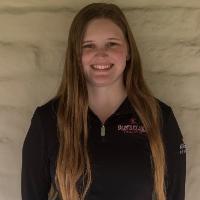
[91,64,114,70]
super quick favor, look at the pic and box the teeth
[92,64,113,70]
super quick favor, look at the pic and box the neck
[87,82,127,124]
[87,83,127,106]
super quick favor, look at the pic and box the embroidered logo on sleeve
[179,143,186,154]
[117,117,146,134]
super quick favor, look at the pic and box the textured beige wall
[0,0,199,199]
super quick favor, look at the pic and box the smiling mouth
[91,64,114,70]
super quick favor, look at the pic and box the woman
[21,3,186,200]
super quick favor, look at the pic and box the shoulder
[32,97,60,147]
[36,96,60,120]
[24,97,59,146]
[155,98,178,131]
[23,97,60,165]
[155,98,179,129]
[32,96,60,138]
[156,98,172,121]
[155,98,185,151]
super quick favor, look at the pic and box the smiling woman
[21,3,186,200]
[81,18,129,90]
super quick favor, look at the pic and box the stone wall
[0,0,199,199]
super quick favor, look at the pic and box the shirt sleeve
[21,107,51,200]
[163,107,186,200]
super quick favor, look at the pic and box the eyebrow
[83,38,121,44]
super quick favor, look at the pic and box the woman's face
[81,18,129,88]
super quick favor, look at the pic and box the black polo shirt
[21,96,186,200]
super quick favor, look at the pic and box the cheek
[111,48,127,62]
[81,51,93,66]
[81,54,89,68]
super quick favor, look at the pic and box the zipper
[99,115,131,139]
[100,124,106,142]
[99,112,125,138]
[100,124,106,137]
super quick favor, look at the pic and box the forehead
[83,18,125,40]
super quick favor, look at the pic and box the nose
[95,47,108,58]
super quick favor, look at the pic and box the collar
[52,96,135,119]
[88,96,135,120]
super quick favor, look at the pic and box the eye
[106,42,118,48]
[82,44,95,49]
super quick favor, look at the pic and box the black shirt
[21,96,186,200]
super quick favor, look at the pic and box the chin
[88,81,113,88]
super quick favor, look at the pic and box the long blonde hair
[54,3,166,200]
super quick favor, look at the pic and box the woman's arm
[163,107,186,200]
[21,107,51,200]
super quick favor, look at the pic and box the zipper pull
[101,124,106,137]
